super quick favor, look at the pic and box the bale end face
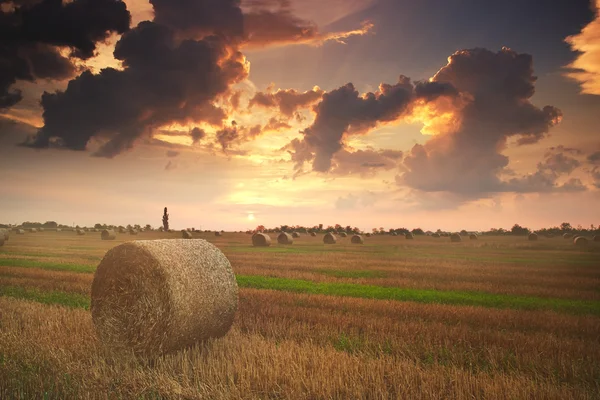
[339,232,348,238]
[574,236,589,247]
[101,230,116,240]
[292,232,301,238]
[277,232,293,245]
[310,232,317,237]
[469,234,478,240]
[252,233,271,247]
[351,235,364,244]
[182,230,192,239]
[405,233,414,240]
[450,233,462,243]
[323,233,337,244]
[528,233,538,241]
[91,239,238,357]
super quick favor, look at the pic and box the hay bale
[310,232,317,237]
[252,233,271,247]
[365,233,372,237]
[91,239,238,357]
[215,231,222,237]
[339,232,348,238]
[16,229,25,235]
[77,229,86,236]
[101,230,116,241]
[129,230,139,236]
[323,232,337,244]
[351,234,364,244]
[469,234,478,240]
[391,232,397,236]
[593,235,600,242]
[292,232,301,238]
[405,233,414,240]
[39,228,45,232]
[574,236,589,247]
[28,228,36,233]
[182,230,192,239]
[0,228,8,241]
[528,233,538,241]
[277,232,293,245]
[119,227,126,234]
[56,228,62,232]
[450,233,462,243]
[563,233,573,239]
[432,233,440,238]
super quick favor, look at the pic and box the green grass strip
[236,275,600,316]
[0,286,90,309]
[0,258,95,274]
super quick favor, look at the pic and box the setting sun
[248,213,255,221]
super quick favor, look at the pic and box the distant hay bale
[310,232,317,237]
[432,233,440,238]
[56,228,62,232]
[129,230,138,235]
[0,228,8,241]
[215,231,222,237]
[39,228,45,232]
[405,233,414,240]
[351,234,364,244]
[563,233,573,239]
[277,232,293,245]
[365,233,372,237]
[323,232,337,244]
[101,230,116,241]
[594,235,600,242]
[16,229,25,235]
[252,233,271,247]
[292,232,301,238]
[77,229,85,236]
[28,228,36,233]
[469,234,478,240]
[119,227,126,234]
[339,232,347,238]
[528,233,538,241]
[391,232,397,236]
[91,239,238,357]
[182,230,192,239]
[450,233,462,243]
[574,236,589,247]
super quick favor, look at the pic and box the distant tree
[145,224,152,231]
[43,221,58,228]
[560,222,572,231]
[162,207,169,231]
[510,224,530,236]
[133,224,141,231]
[460,229,468,236]
[412,228,425,235]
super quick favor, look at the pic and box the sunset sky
[1,0,599,231]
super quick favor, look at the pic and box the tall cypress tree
[162,207,169,231]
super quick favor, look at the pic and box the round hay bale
[292,232,301,238]
[310,232,317,237]
[91,239,238,357]
[0,228,8,241]
[56,228,62,232]
[432,233,440,238]
[469,234,478,240]
[391,232,397,236]
[215,231,222,237]
[450,233,462,243]
[593,235,600,242]
[405,233,414,240]
[119,227,126,234]
[277,232,293,245]
[39,228,45,232]
[563,233,573,239]
[351,234,364,244]
[101,230,116,241]
[16,229,25,235]
[129,230,139,236]
[528,233,538,241]
[574,236,589,247]
[252,233,271,247]
[339,232,348,238]
[76,229,85,236]
[365,233,372,237]
[182,230,192,239]
[323,232,337,244]
[28,228,36,233]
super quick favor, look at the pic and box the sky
[1,0,599,231]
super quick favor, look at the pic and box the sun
[247,213,255,221]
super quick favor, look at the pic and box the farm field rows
[0,231,599,399]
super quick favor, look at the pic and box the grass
[315,269,388,279]
[0,258,95,274]
[236,275,600,316]
[0,286,90,309]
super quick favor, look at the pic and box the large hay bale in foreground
[252,233,271,247]
[405,233,414,240]
[91,239,238,357]
[277,232,293,245]
[339,232,348,238]
[323,233,337,244]
[351,235,364,244]
[528,233,538,241]
[594,235,600,242]
[310,232,317,237]
[469,234,478,240]
[563,233,573,239]
[450,233,462,243]
[76,229,86,236]
[101,230,116,241]
[182,230,192,239]
[574,236,589,247]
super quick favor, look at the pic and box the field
[0,230,599,399]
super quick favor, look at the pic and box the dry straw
[277,232,293,245]
[469,234,478,240]
[405,232,414,240]
[252,233,271,247]
[182,230,192,239]
[323,232,337,244]
[91,239,238,357]
[101,230,116,241]
[351,234,364,244]
[450,233,462,243]
[528,233,538,241]
[574,236,589,247]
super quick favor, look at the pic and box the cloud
[0,0,130,109]
[400,48,563,196]
[191,127,207,144]
[588,150,600,164]
[335,191,378,210]
[23,19,249,157]
[248,86,324,117]
[288,77,457,172]
[328,148,403,178]
[564,0,600,95]
[166,150,180,157]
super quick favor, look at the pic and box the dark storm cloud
[289,77,457,172]
[0,0,130,109]
[248,87,324,117]
[588,151,600,165]
[329,148,403,178]
[191,127,207,143]
[400,48,563,196]
[23,21,249,157]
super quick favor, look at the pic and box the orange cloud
[564,0,600,95]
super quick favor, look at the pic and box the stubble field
[0,230,599,399]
